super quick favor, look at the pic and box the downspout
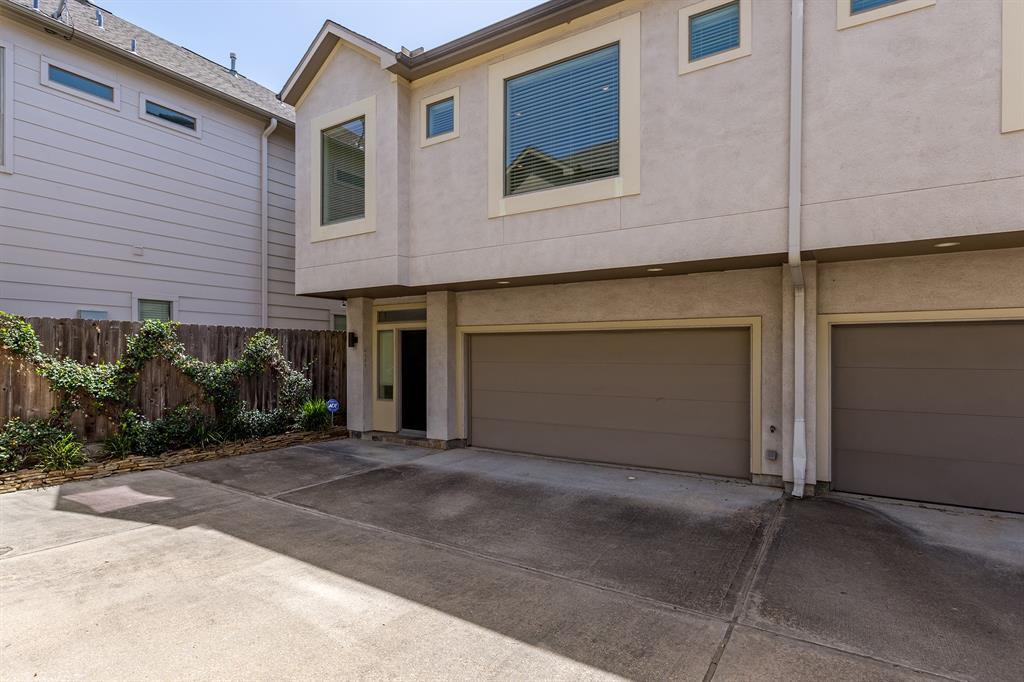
[260,117,279,328]
[788,0,807,497]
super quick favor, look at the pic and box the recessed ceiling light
[496,280,511,285]
[646,267,664,272]
[934,241,960,248]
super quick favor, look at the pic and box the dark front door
[400,329,427,432]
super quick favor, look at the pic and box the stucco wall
[455,266,786,477]
[292,0,1020,295]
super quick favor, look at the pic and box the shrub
[230,407,290,440]
[0,418,70,472]
[37,433,86,471]
[102,429,135,459]
[299,399,331,432]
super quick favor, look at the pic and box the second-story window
[689,2,740,61]
[504,43,620,197]
[851,0,904,13]
[43,59,119,107]
[426,97,455,138]
[321,116,366,225]
[145,100,196,130]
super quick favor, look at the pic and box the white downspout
[260,117,279,328]
[788,0,807,497]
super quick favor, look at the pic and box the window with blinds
[321,117,366,225]
[504,43,619,197]
[851,0,903,13]
[689,2,741,62]
[426,97,455,138]
[138,299,172,322]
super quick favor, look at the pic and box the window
[487,12,640,217]
[41,58,119,108]
[504,44,620,198]
[78,310,108,321]
[138,299,172,321]
[679,0,751,74]
[377,329,394,400]
[140,94,201,137]
[0,42,11,173]
[420,87,460,146]
[377,308,426,323]
[836,0,934,29]
[310,96,376,240]
[333,314,347,332]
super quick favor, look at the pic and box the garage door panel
[833,409,1024,465]
[472,328,749,365]
[832,321,1024,513]
[470,328,751,478]
[472,389,749,440]
[471,362,750,403]
[833,367,1024,417]
[472,417,751,478]
[833,323,1024,370]
[833,449,1024,513]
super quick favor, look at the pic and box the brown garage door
[469,328,751,478]
[832,321,1024,513]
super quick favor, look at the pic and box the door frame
[815,307,1024,483]
[372,303,427,432]
[455,316,764,476]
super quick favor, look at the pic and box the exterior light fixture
[646,267,664,272]
[496,280,511,285]
[934,241,960,248]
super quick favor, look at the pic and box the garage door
[832,321,1024,513]
[469,328,751,478]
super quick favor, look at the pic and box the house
[281,0,1024,512]
[0,0,346,330]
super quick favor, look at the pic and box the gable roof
[2,0,294,123]
[280,0,622,106]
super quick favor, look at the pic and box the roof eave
[1,1,294,126]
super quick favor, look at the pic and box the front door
[400,329,427,432]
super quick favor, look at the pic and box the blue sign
[326,399,340,413]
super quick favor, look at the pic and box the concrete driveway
[1,439,1021,681]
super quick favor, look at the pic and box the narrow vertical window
[504,43,620,197]
[321,117,366,225]
[377,329,394,400]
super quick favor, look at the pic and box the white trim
[419,86,460,147]
[1003,0,1024,133]
[131,293,179,322]
[39,55,120,110]
[814,308,1024,482]
[0,40,13,174]
[678,0,752,75]
[487,13,642,218]
[836,0,935,30]
[309,95,377,241]
[138,92,202,139]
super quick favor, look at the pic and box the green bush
[299,399,331,432]
[37,433,86,471]
[0,418,70,472]
[230,407,290,440]
[102,429,134,459]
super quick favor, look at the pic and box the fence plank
[0,318,346,441]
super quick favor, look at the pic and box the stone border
[0,427,349,494]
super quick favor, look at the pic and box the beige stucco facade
[291,0,1024,493]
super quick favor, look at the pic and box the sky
[94,0,546,93]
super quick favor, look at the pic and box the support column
[345,297,374,433]
[426,291,459,442]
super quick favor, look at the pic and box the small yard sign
[326,398,340,427]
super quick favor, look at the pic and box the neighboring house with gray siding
[282,0,1024,512]
[0,0,345,329]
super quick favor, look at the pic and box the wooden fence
[0,318,346,442]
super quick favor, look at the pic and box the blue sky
[97,0,545,92]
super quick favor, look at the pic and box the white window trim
[0,40,13,174]
[309,95,377,241]
[419,86,460,147]
[836,0,935,30]
[132,293,179,322]
[1003,0,1024,133]
[138,92,202,138]
[487,12,641,219]
[40,55,120,110]
[678,0,752,75]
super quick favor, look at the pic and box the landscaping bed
[0,427,348,493]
